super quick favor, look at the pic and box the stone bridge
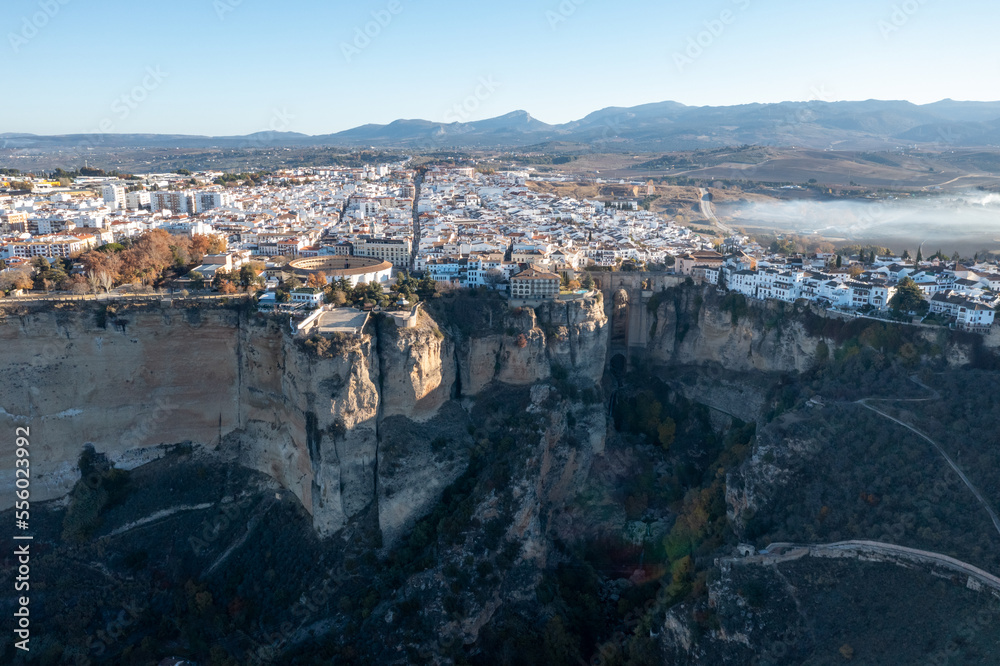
[586,271,689,373]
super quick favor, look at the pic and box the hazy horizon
[720,191,1000,255]
[3,0,1000,135]
[5,97,1000,139]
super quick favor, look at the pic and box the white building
[290,287,324,307]
[102,184,126,210]
[194,191,233,214]
[150,191,192,214]
[353,237,411,267]
[126,191,151,210]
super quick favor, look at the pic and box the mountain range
[5,99,1000,153]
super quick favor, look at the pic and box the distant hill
[5,99,1000,152]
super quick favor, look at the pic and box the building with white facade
[126,191,151,210]
[102,184,126,210]
[194,191,233,214]
[286,255,393,288]
[352,237,412,267]
[150,191,191,214]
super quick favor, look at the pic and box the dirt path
[856,377,1000,539]
[698,187,733,235]
[731,540,1000,595]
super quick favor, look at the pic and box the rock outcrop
[454,296,608,394]
[0,305,243,505]
[0,297,609,542]
[646,287,821,373]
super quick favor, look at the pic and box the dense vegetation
[0,230,231,296]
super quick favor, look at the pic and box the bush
[62,451,131,541]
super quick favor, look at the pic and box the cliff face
[725,412,822,536]
[647,287,821,374]
[228,320,383,536]
[455,296,608,394]
[0,297,609,543]
[0,305,242,505]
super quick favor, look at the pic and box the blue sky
[3,0,998,135]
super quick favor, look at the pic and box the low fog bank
[718,192,1000,255]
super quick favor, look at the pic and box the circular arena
[285,255,393,287]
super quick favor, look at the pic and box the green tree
[365,280,388,307]
[542,615,581,665]
[212,268,233,289]
[581,273,594,290]
[416,274,438,301]
[916,248,923,263]
[769,238,796,255]
[835,254,843,268]
[327,290,347,307]
[188,270,204,290]
[239,264,264,289]
[889,277,928,316]
[657,418,677,450]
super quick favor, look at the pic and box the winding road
[856,377,1000,539]
[698,187,733,236]
[731,540,1000,596]
[728,378,1000,594]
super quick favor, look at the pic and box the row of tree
[272,270,440,308]
[560,272,595,291]
[77,230,227,291]
[0,230,230,296]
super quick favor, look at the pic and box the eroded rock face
[647,288,821,373]
[376,403,474,547]
[0,298,610,542]
[228,325,382,537]
[0,306,242,505]
[725,414,822,537]
[536,298,609,384]
[377,316,454,421]
[455,297,609,394]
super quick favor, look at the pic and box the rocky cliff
[0,296,608,544]
[0,304,243,505]
[451,296,608,394]
[646,286,821,373]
